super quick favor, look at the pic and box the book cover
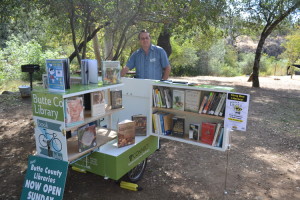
[163,113,174,135]
[208,93,221,115]
[216,127,224,147]
[185,90,201,112]
[46,59,70,92]
[101,61,121,85]
[214,93,226,116]
[172,116,185,137]
[202,92,215,114]
[77,121,97,152]
[198,95,208,114]
[189,123,200,140]
[110,90,122,109]
[201,122,216,145]
[163,88,172,108]
[132,115,147,136]
[172,89,185,111]
[81,59,98,84]
[211,123,222,146]
[91,91,106,116]
[117,120,135,148]
[65,96,84,127]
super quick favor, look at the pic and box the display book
[81,59,98,85]
[151,82,233,151]
[101,61,121,85]
[46,59,70,92]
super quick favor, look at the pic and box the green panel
[72,136,158,180]
[32,92,64,122]
[101,136,158,180]
[195,84,234,91]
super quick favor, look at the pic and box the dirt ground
[0,76,299,200]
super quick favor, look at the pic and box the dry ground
[0,76,299,200]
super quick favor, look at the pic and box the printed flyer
[224,92,250,131]
[20,155,68,200]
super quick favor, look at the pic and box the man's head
[138,29,151,50]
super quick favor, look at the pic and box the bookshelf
[151,82,234,151]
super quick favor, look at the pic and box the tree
[244,0,300,87]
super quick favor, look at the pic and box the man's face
[139,32,151,49]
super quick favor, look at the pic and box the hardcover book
[198,95,208,114]
[189,123,200,140]
[132,115,147,136]
[117,120,135,148]
[46,59,70,92]
[163,113,174,135]
[77,121,97,152]
[91,91,106,117]
[81,59,98,84]
[110,90,122,109]
[201,122,217,145]
[185,90,201,112]
[172,116,185,137]
[172,89,185,111]
[65,96,84,127]
[101,61,121,85]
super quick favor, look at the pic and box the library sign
[224,92,250,131]
[21,155,68,200]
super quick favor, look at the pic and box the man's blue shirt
[126,44,170,80]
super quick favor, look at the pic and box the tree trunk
[157,25,172,57]
[91,25,102,71]
[252,34,267,87]
[104,28,113,60]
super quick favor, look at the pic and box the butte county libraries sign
[21,155,68,200]
[224,92,250,131]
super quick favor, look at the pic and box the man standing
[121,30,171,80]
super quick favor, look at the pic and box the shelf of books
[151,82,234,151]
[32,82,125,163]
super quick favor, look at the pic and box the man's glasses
[140,37,150,41]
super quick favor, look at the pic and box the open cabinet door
[112,78,153,133]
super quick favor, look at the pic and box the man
[121,29,171,80]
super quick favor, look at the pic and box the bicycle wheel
[126,158,148,183]
[51,138,62,152]
[38,134,48,148]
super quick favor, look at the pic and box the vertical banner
[21,155,68,200]
[224,92,250,131]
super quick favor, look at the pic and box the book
[211,123,222,146]
[81,59,98,84]
[200,122,216,145]
[189,123,200,140]
[208,93,221,115]
[216,127,224,147]
[163,113,174,135]
[90,91,106,116]
[117,120,135,148]
[214,93,226,116]
[132,115,147,136]
[65,96,84,127]
[46,59,70,92]
[172,116,185,137]
[163,87,172,108]
[101,61,121,85]
[198,95,208,113]
[202,92,215,114]
[172,89,185,111]
[185,90,201,112]
[110,90,122,109]
[77,121,97,152]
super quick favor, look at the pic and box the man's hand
[121,66,129,77]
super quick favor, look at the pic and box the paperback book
[185,90,201,112]
[65,96,84,127]
[189,123,200,140]
[172,116,185,137]
[201,122,216,145]
[46,59,70,92]
[172,89,185,111]
[117,120,135,148]
[90,91,106,116]
[101,61,121,85]
[81,59,98,85]
[110,90,122,109]
[132,115,147,136]
[77,121,97,152]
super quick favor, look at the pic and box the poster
[224,92,250,131]
[20,155,68,200]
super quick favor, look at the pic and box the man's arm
[162,65,171,80]
[121,66,129,77]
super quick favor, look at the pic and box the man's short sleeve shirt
[126,44,170,80]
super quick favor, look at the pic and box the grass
[0,80,42,93]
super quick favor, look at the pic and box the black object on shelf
[21,64,40,90]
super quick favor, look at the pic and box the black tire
[125,158,147,183]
